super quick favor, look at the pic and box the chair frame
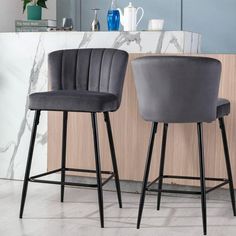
[137,118,236,235]
[19,110,122,228]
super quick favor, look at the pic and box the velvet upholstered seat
[132,56,230,123]
[20,48,128,229]
[217,98,230,118]
[132,56,235,235]
[29,90,119,112]
[29,48,128,113]
[29,93,230,116]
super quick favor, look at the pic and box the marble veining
[112,32,142,51]
[6,35,46,179]
[0,31,201,180]
[155,31,165,53]
[77,32,93,49]
[168,35,182,53]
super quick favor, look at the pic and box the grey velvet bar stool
[19,48,128,228]
[132,56,236,235]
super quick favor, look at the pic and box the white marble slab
[0,31,201,180]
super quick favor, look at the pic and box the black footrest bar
[147,188,201,195]
[29,168,115,188]
[146,176,161,189]
[206,180,229,194]
[29,178,100,188]
[146,175,230,195]
[64,168,113,175]
[29,168,62,180]
[163,175,228,182]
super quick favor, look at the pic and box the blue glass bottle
[107,0,120,31]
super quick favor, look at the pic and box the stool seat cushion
[217,98,230,118]
[29,90,119,112]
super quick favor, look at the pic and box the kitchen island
[0,30,205,182]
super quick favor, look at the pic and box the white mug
[148,19,164,31]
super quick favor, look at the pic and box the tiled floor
[0,179,236,236]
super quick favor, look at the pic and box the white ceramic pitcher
[118,2,144,31]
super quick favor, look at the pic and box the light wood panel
[48,54,236,187]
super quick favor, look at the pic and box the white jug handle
[136,7,144,26]
[117,8,124,26]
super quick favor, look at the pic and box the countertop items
[15,19,57,32]
[118,2,144,32]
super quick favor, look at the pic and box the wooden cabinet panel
[48,54,236,187]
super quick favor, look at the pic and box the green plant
[23,0,47,13]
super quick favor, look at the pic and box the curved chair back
[48,48,128,107]
[132,56,222,123]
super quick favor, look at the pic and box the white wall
[0,0,57,32]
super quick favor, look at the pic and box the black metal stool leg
[157,123,168,210]
[219,117,236,216]
[91,113,104,228]
[61,111,68,202]
[137,122,158,229]
[19,110,41,218]
[104,112,122,208]
[197,123,207,235]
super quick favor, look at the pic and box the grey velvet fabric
[29,48,128,112]
[29,91,119,112]
[217,98,230,118]
[132,56,225,123]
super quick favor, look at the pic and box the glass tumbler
[107,9,120,31]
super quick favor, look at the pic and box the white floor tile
[0,179,236,236]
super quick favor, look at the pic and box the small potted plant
[23,0,47,20]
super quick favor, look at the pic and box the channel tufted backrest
[132,56,222,123]
[48,48,128,106]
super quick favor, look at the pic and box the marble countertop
[0,31,201,54]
